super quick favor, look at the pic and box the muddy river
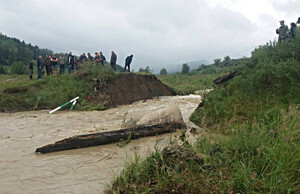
[0,95,201,194]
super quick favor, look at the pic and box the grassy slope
[0,64,115,112]
[108,33,300,193]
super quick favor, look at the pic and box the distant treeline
[0,33,53,66]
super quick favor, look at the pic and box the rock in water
[136,105,185,127]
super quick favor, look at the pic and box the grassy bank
[157,73,218,95]
[0,65,115,112]
[108,35,300,193]
[108,108,299,193]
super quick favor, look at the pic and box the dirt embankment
[90,73,176,107]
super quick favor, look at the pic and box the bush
[160,68,167,75]
[0,66,7,74]
[10,62,27,75]
[182,63,190,74]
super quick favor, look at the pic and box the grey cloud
[272,0,300,17]
[0,0,272,71]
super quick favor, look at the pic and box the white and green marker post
[48,96,79,114]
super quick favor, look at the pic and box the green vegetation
[0,64,115,112]
[159,68,167,75]
[157,73,217,95]
[139,65,152,73]
[181,63,190,74]
[117,134,132,148]
[109,32,300,193]
[0,33,52,67]
[108,108,299,193]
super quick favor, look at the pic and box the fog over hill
[153,60,210,74]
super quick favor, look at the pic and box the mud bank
[89,73,176,107]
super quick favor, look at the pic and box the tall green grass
[0,64,115,112]
[108,107,300,193]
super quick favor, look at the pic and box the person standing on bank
[99,52,106,66]
[67,52,75,74]
[124,55,133,72]
[50,53,58,75]
[297,17,300,26]
[290,23,297,39]
[59,53,65,74]
[277,20,289,42]
[29,59,34,80]
[37,56,43,80]
[95,52,100,64]
[110,51,117,71]
[87,53,94,61]
[45,55,51,75]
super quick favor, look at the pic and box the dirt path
[0,95,201,194]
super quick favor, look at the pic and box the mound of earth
[90,73,176,107]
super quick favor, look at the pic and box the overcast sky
[0,0,299,71]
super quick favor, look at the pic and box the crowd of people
[276,17,300,42]
[29,51,134,80]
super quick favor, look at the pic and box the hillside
[0,33,53,66]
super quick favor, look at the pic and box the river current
[0,95,201,193]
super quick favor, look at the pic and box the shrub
[0,66,7,74]
[160,68,167,75]
[182,63,190,74]
[10,62,27,75]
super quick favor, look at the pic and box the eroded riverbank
[0,95,201,194]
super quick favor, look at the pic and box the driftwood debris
[213,71,237,85]
[36,124,176,154]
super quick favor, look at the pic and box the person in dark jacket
[37,56,43,80]
[80,53,87,62]
[99,52,106,66]
[29,59,34,80]
[95,52,100,64]
[297,17,300,26]
[290,23,297,39]
[110,51,117,71]
[67,52,75,74]
[87,53,94,61]
[124,55,133,72]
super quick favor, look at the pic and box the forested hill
[0,33,53,66]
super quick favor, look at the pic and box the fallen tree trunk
[213,71,237,85]
[36,124,176,154]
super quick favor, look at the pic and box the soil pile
[91,73,176,107]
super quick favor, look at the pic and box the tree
[223,56,232,66]
[160,68,167,75]
[0,33,52,66]
[214,59,222,66]
[182,63,190,74]
[139,65,151,73]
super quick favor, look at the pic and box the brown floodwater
[0,95,201,194]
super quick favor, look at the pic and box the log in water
[36,124,177,154]
[213,71,237,85]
